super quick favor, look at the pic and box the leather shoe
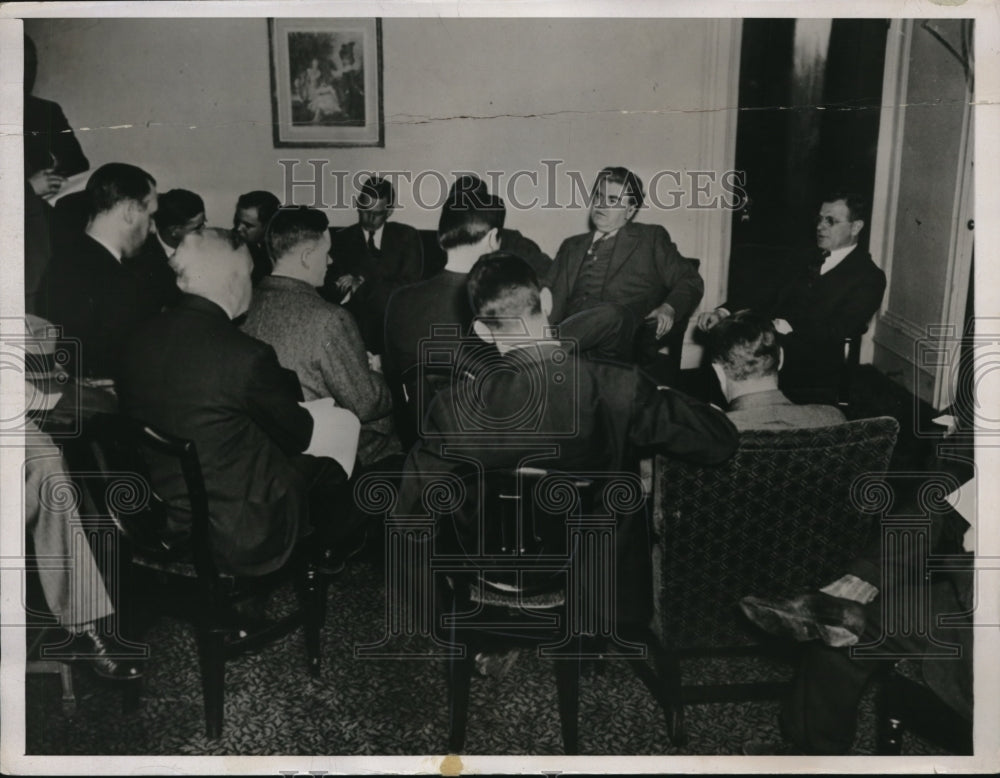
[58,624,144,681]
[739,592,866,647]
[317,527,367,576]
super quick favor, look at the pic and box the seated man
[698,191,887,404]
[42,163,161,378]
[398,252,739,624]
[117,229,358,576]
[320,176,423,355]
[383,187,506,389]
[707,311,846,430]
[25,416,142,680]
[131,188,207,311]
[546,166,704,363]
[445,175,553,279]
[233,190,281,286]
[242,206,401,470]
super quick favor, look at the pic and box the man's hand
[645,303,676,340]
[29,168,66,199]
[367,352,383,373]
[696,307,730,332]
[335,274,365,293]
[772,318,793,335]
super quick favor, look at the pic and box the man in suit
[42,163,161,378]
[242,206,401,470]
[117,229,352,577]
[130,188,206,311]
[398,252,738,624]
[233,190,281,286]
[708,311,846,430]
[546,166,704,363]
[698,192,887,404]
[321,176,423,355]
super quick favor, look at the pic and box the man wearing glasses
[697,192,886,404]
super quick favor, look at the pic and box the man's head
[708,311,783,402]
[356,176,394,233]
[816,191,865,253]
[447,175,492,208]
[85,163,158,258]
[438,189,506,254]
[24,35,37,95]
[468,252,553,349]
[589,166,644,234]
[171,228,254,320]
[153,189,206,249]
[234,190,281,247]
[267,206,332,288]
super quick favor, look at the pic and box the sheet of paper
[298,398,360,479]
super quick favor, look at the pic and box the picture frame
[268,17,384,147]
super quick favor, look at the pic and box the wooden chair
[436,467,680,753]
[82,413,327,738]
[649,416,899,740]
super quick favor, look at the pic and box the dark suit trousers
[558,303,640,362]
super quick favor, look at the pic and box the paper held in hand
[298,398,361,479]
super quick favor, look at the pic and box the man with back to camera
[42,162,160,378]
[707,310,847,430]
[697,191,886,404]
[321,176,423,355]
[233,189,282,286]
[545,166,704,365]
[242,205,402,471]
[397,251,738,625]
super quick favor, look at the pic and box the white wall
[26,17,740,350]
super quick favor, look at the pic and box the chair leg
[301,565,325,677]
[196,629,227,739]
[554,657,581,755]
[446,652,474,753]
[57,662,77,716]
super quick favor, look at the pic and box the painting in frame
[269,17,384,147]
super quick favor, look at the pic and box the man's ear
[472,319,495,345]
[122,200,139,225]
[540,286,553,318]
[850,219,864,241]
[485,227,501,252]
[778,345,785,372]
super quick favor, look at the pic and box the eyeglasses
[815,215,850,227]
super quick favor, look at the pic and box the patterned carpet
[25,558,947,757]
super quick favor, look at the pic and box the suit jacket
[42,234,165,378]
[117,294,314,576]
[726,389,847,431]
[130,233,182,311]
[398,343,739,622]
[24,95,89,177]
[242,275,401,467]
[547,221,704,325]
[501,228,552,279]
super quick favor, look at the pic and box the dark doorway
[727,19,889,307]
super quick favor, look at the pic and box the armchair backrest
[651,416,899,649]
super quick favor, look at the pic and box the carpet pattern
[26,558,947,757]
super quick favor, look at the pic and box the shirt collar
[728,389,793,411]
[591,227,620,245]
[821,244,854,275]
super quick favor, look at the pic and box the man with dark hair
[383,188,506,382]
[321,176,422,354]
[233,190,282,285]
[708,311,846,430]
[42,162,160,377]
[698,191,887,404]
[398,251,738,624]
[130,188,206,311]
[441,175,553,279]
[243,206,401,470]
[545,166,704,364]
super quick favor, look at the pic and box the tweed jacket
[242,275,400,466]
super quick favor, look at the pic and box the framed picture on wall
[268,18,384,147]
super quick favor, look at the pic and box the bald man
[117,229,353,576]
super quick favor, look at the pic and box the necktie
[367,230,377,254]
[587,232,607,259]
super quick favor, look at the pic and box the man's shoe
[59,625,144,681]
[739,592,866,647]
